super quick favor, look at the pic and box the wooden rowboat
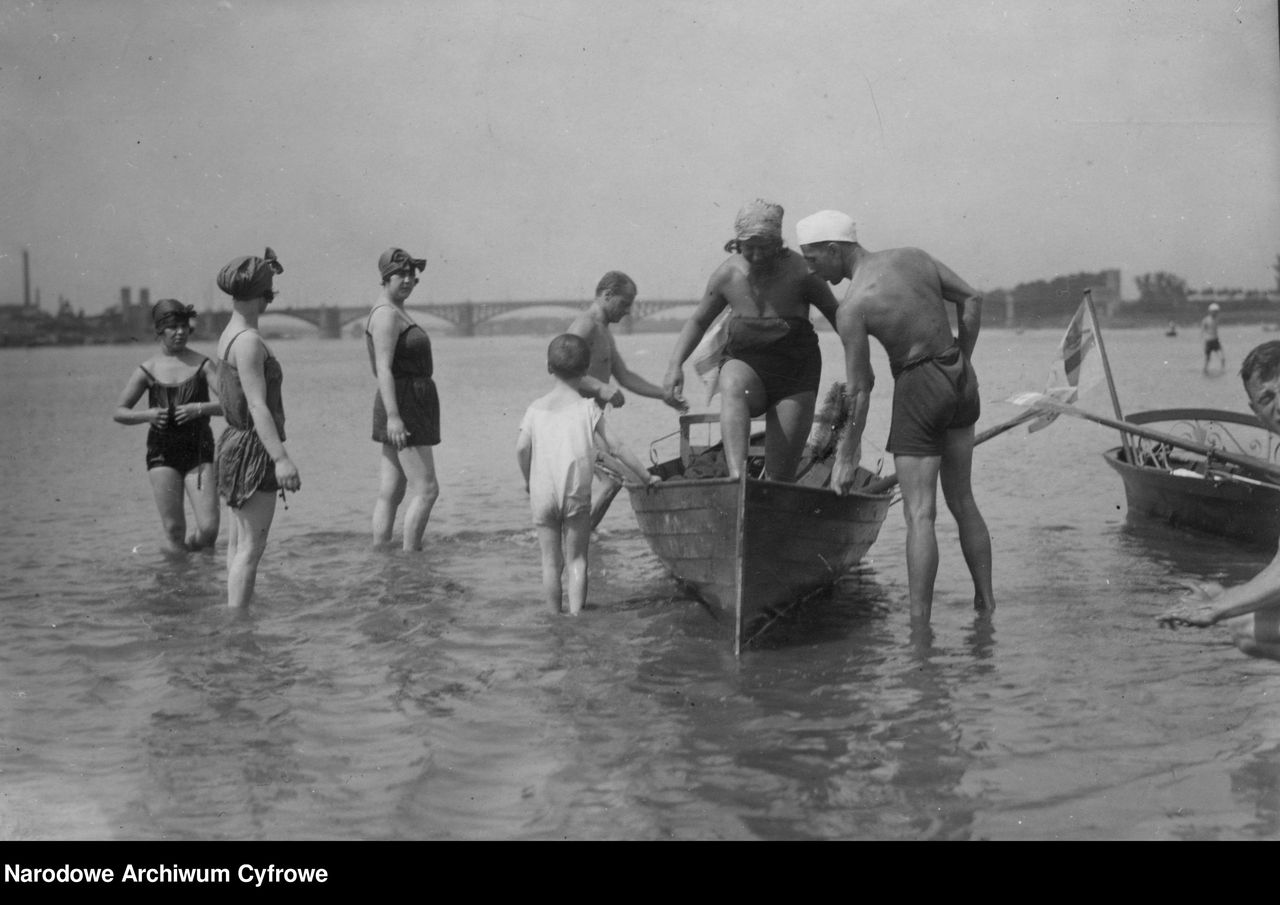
[628,413,893,655]
[1099,407,1280,549]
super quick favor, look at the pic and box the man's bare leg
[894,453,943,623]
[939,425,995,611]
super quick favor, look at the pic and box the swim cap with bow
[152,298,196,331]
[378,247,427,280]
[217,247,284,300]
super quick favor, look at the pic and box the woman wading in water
[214,248,301,607]
[366,247,441,551]
[114,298,222,554]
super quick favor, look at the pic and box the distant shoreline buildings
[4,250,1278,347]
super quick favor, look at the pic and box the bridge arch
[203,300,697,338]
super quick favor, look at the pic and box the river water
[2,321,1278,841]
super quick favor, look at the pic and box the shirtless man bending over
[663,199,840,481]
[797,209,994,624]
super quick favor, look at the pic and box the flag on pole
[1026,296,1104,432]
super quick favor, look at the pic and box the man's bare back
[843,247,969,371]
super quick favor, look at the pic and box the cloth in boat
[519,396,602,527]
[366,306,440,447]
[215,330,285,508]
[887,343,980,456]
[141,358,215,475]
[721,315,821,405]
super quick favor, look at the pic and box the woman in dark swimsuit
[367,247,441,551]
[114,299,223,553]
[214,248,301,608]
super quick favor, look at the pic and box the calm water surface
[2,322,1278,840]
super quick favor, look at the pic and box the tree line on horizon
[986,253,1280,328]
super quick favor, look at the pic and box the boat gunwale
[1101,445,1280,492]
[632,471,895,504]
[1120,407,1267,431]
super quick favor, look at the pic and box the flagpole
[1083,288,1135,463]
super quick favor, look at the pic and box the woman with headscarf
[113,298,223,553]
[366,247,440,551]
[663,199,840,482]
[214,247,301,607]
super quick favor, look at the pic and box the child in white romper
[517,334,657,614]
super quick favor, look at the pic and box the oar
[859,409,1041,495]
[1009,393,1280,484]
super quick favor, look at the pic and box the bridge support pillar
[458,302,475,337]
[319,306,342,339]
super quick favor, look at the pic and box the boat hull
[628,474,892,654]
[1102,447,1280,549]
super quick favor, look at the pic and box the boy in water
[517,334,657,615]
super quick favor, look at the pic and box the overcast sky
[2,0,1277,315]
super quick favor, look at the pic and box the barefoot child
[517,334,657,614]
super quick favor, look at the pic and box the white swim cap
[1208,302,1221,312]
[795,210,858,246]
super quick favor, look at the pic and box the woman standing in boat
[366,247,441,551]
[113,298,222,554]
[214,248,301,608]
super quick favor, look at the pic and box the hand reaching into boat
[662,366,686,411]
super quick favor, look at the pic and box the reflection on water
[3,330,1280,840]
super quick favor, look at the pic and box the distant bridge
[202,299,697,338]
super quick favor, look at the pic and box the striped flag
[1026,295,1103,432]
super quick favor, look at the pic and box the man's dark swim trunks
[721,315,821,406]
[887,344,980,456]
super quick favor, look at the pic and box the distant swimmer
[1201,302,1225,374]
[662,199,840,482]
[1158,340,1280,662]
[797,208,994,625]
[113,299,222,554]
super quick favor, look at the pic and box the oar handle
[1023,397,1280,484]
